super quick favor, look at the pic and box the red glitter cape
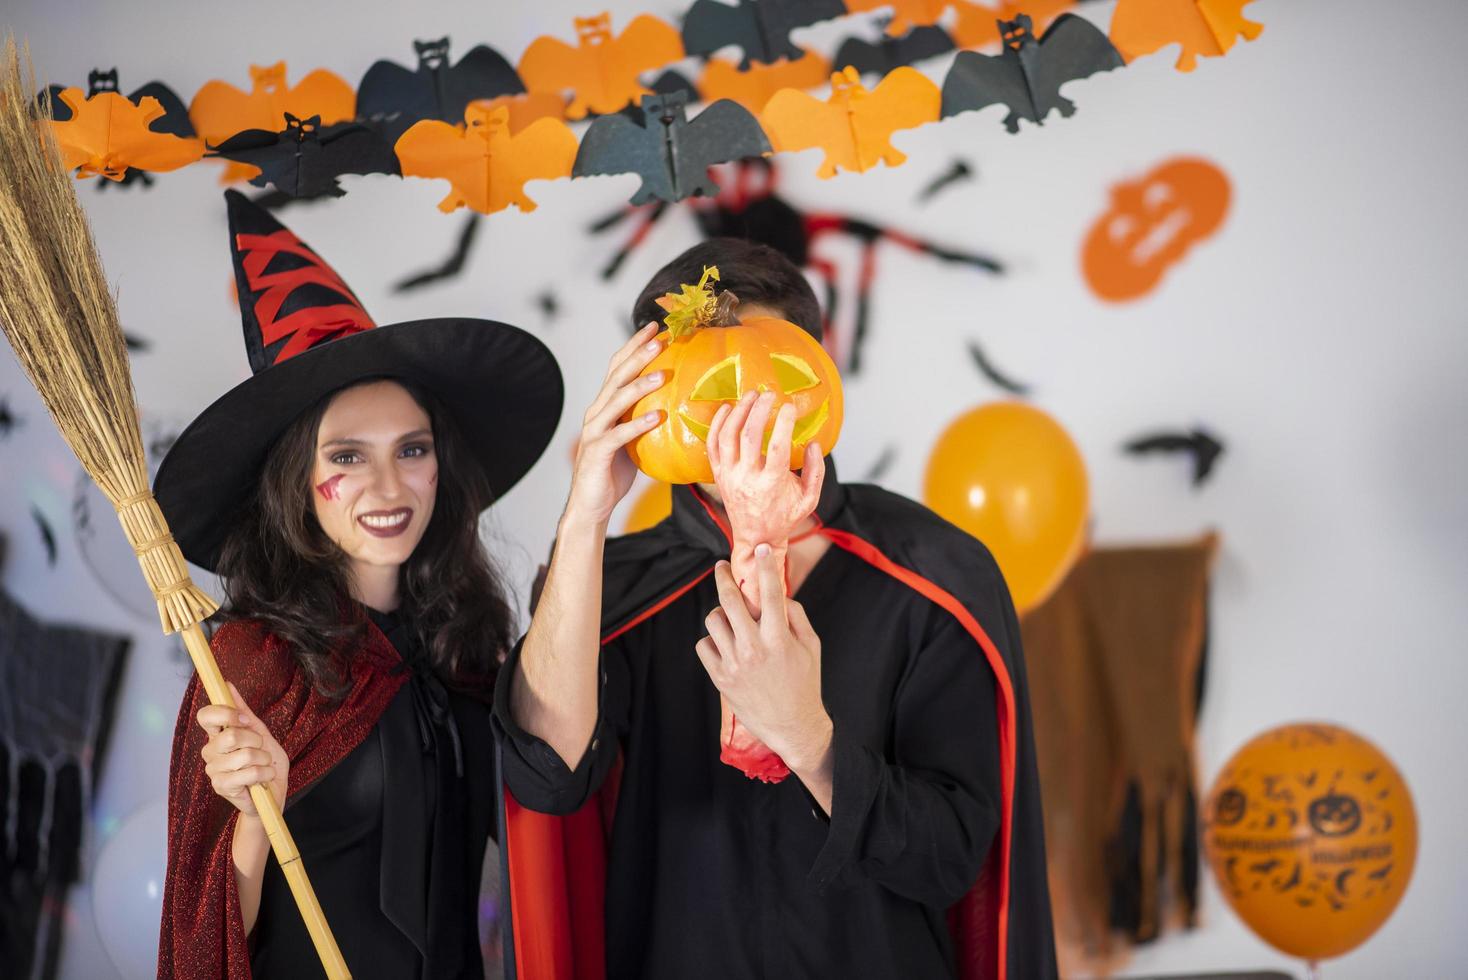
[157,618,407,979]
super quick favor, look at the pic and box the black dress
[249,609,497,979]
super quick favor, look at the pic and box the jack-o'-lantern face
[1308,792,1363,837]
[625,266,843,485]
[1213,787,1247,827]
[676,348,830,448]
[1081,157,1230,303]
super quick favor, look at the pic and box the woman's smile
[357,507,413,537]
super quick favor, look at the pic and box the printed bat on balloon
[761,66,940,178]
[518,13,683,120]
[573,91,770,205]
[682,0,848,68]
[358,37,524,143]
[209,112,400,199]
[45,68,202,180]
[1110,0,1263,72]
[941,13,1124,133]
[396,104,578,214]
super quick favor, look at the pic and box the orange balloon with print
[1082,156,1230,303]
[624,266,843,485]
[623,481,672,534]
[923,402,1087,613]
[1203,723,1417,963]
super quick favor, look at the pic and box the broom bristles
[0,36,216,632]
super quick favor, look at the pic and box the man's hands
[697,547,833,792]
[706,390,825,613]
[565,322,668,528]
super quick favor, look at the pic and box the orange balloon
[622,481,672,534]
[922,402,1087,613]
[1203,723,1418,962]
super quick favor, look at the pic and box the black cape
[496,466,1057,980]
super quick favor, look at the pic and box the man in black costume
[495,239,1056,980]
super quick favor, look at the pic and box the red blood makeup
[315,474,345,501]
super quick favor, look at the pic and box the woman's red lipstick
[357,507,413,538]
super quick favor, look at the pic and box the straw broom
[0,39,350,979]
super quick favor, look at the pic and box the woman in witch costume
[152,191,562,979]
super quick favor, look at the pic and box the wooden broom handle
[179,623,352,979]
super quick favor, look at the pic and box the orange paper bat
[467,91,569,133]
[517,13,684,120]
[190,62,356,181]
[760,66,939,178]
[951,0,1077,48]
[1109,0,1263,71]
[844,0,954,37]
[395,104,578,214]
[697,50,831,114]
[49,88,204,180]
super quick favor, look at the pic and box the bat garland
[941,13,1124,133]
[28,0,1262,206]
[573,91,770,204]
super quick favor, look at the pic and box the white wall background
[2,0,1465,976]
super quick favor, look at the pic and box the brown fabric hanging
[1021,532,1218,975]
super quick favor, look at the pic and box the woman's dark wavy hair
[214,377,514,698]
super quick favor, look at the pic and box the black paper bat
[122,331,150,352]
[941,13,1124,133]
[357,37,524,142]
[1123,427,1225,486]
[536,290,560,322]
[834,25,955,77]
[650,68,697,98]
[210,113,400,199]
[0,397,20,438]
[683,0,848,68]
[31,505,57,566]
[573,92,771,205]
[918,158,974,203]
[966,337,1031,396]
[395,214,482,292]
[42,68,195,189]
[863,445,897,482]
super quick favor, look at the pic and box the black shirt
[498,537,1003,979]
[250,610,497,979]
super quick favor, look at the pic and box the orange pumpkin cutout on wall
[1081,156,1230,303]
[625,267,843,485]
[1202,723,1418,963]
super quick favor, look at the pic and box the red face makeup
[315,474,345,501]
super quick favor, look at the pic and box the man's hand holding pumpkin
[705,389,824,616]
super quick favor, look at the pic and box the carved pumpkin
[625,267,842,485]
[1081,157,1230,303]
[1202,723,1418,961]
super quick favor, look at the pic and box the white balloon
[91,797,168,980]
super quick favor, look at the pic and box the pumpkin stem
[655,264,742,339]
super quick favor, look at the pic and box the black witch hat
[154,190,562,572]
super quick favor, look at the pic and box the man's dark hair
[631,238,822,339]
